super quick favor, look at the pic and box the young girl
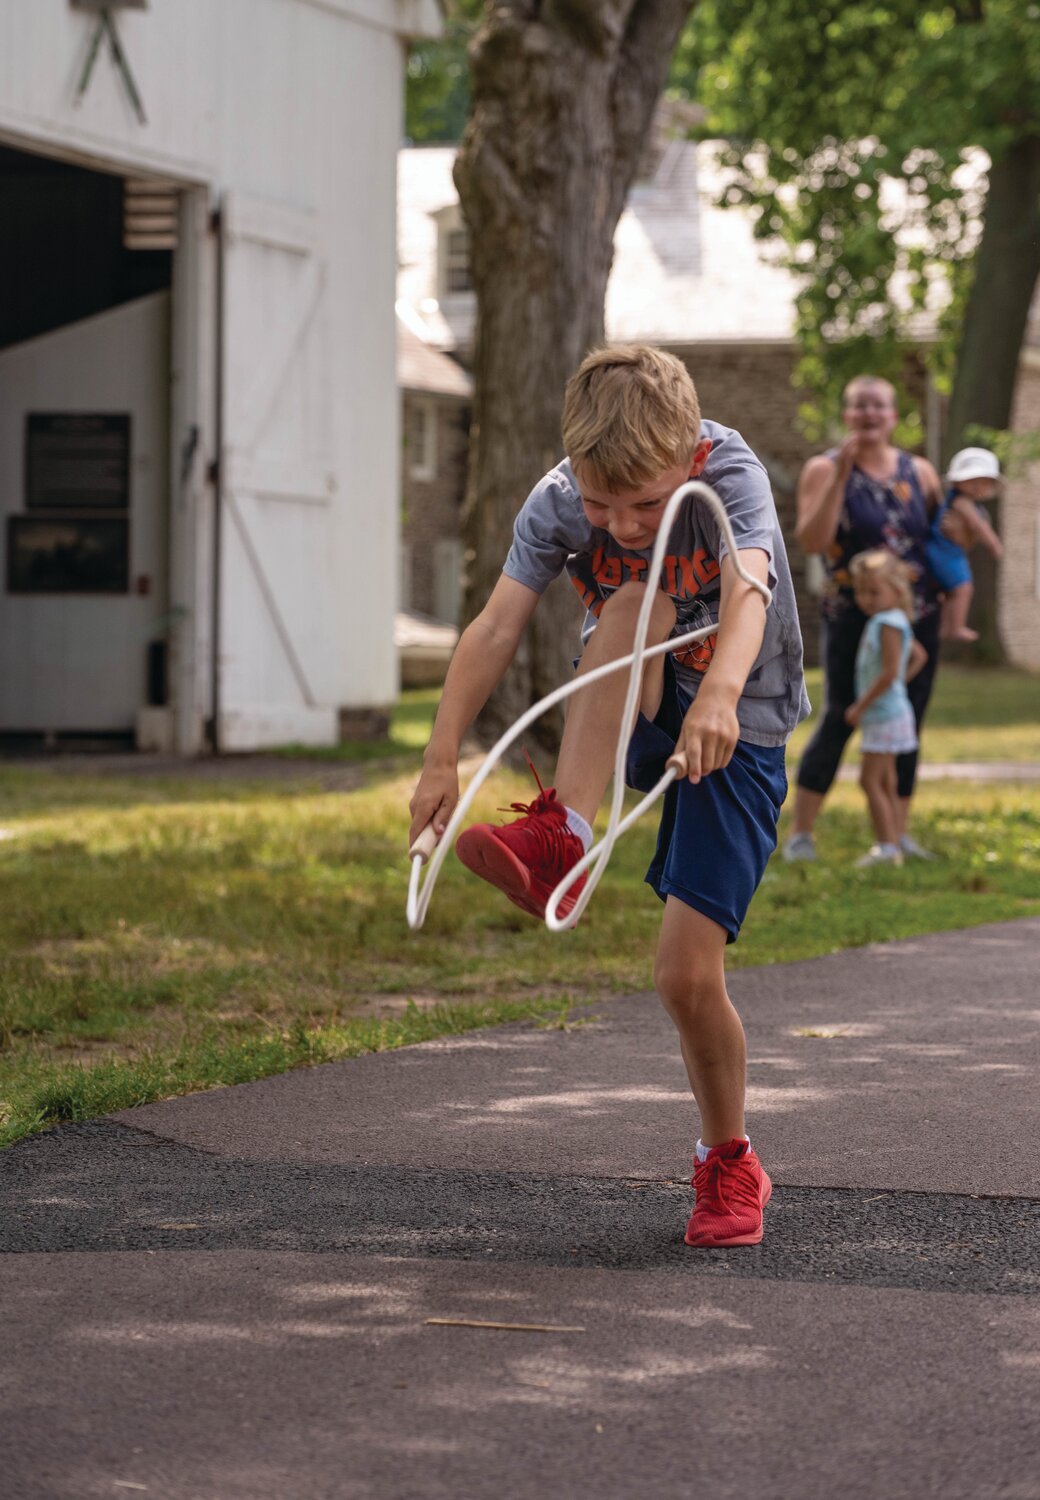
[844,549,928,867]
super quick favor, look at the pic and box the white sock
[696,1135,750,1163]
[564,807,593,853]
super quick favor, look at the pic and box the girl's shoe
[685,1140,772,1247]
[899,834,936,861]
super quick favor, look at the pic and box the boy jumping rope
[408,345,810,1247]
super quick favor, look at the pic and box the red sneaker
[684,1139,772,1247]
[455,779,587,921]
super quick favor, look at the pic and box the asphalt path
[2,918,1039,1499]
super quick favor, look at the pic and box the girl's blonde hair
[561,344,701,491]
[849,547,916,617]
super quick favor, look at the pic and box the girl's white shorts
[861,708,918,755]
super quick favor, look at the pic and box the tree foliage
[404,0,481,143]
[669,0,1040,444]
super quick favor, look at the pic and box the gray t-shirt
[502,419,811,747]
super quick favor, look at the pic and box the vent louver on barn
[123,179,178,250]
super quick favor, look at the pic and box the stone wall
[401,392,470,620]
[1002,357,1040,670]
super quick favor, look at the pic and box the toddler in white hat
[925,447,1004,642]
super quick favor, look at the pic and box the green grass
[2,768,1038,1148]
[787,664,1040,767]
[287,666,1040,770]
[0,665,1037,1148]
[271,688,440,763]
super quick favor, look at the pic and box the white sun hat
[946,447,1001,483]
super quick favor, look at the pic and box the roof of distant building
[397,139,800,351]
[396,303,473,398]
[397,137,977,355]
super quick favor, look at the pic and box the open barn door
[216,192,339,749]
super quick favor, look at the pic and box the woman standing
[784,376,948,862]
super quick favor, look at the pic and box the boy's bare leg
[860,753,898,845]
[654,898,746,1145]
[554,583,676,825]
[940,583,978,642]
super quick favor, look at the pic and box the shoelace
[695,1154,760,1216]
[489,753,574,869]
[496,749,553,818]
[495,794,575,870]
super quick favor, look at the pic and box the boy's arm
[951,495,1004,559]
[408,574,540,845]
[844,624,903,725]
[675,549,769,783]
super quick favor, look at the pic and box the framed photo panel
[7,517,130,594]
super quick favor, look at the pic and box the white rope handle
[407,479,772,931]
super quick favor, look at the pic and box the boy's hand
[844,703,862,727]
[676,690,740,783]
[409,763,459,847]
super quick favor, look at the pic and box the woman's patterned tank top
[820,448,937,621]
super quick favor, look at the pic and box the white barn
[0,0,439,754]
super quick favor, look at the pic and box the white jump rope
[407,479,772,934]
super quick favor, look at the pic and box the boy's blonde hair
[562,344,701,491]
[849,547,915,617]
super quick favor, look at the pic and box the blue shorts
[624,662,788,944]
[925,534,972,592]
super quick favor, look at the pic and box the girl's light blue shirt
[855,608,914,724]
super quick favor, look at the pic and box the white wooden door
[217,191,339,749]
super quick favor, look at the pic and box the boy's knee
[654,951,721,1022]
[600,582,676,638]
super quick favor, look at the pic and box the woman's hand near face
[836,432,863,479]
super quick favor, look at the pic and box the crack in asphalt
[2,1121,1038,1296]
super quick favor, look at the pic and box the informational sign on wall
[25,413,130,511]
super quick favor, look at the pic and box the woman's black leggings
[796,609,941,800]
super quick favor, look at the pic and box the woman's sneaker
[854,843,903,868]
[455,778,586,920]
[782,831,816,862]
[685,1139,772,1247]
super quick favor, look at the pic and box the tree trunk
[454,0,695,761]
[943,135,1040,658]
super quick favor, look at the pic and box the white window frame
[805,554,826,596]
[433,537,464,625]
[435,207,473,301]
[406,396,437,482]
